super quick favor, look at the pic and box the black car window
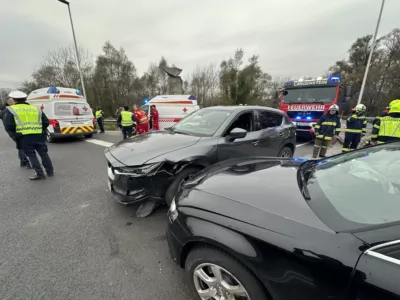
[303,142,400,232]
[255,111,283,131]
[226,111,254,134]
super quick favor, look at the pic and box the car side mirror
[228,128,247,141]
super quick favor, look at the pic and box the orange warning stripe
[61,126,94,134]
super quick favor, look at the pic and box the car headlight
[114,162,162,175]
[168,198,179,222]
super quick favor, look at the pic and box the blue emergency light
[47,87,60,94]
[296,116,301,120]
[144,98,149,104]
[328,76,340,82]
[76,89,82,95]
[188,95,196,100]
[306,116,312,120]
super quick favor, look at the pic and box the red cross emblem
[183,107,187,113]
[83,106,88,112]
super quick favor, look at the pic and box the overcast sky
[1,0,399,88]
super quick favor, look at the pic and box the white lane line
[296,142,312,148]
[84,139,113,148]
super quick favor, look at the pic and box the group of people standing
[0,91,54,180]
[312,98,400,158]
[95,104,159,140]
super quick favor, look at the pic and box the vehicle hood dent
[180,158,333,232]
[107,131,201,166]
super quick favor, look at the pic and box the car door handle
[252,141,260,146]
[278,132,284,137]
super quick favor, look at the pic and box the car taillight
[49,119,59,127]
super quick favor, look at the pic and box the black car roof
[203,105,285,115]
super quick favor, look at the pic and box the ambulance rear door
[54,101,95,135]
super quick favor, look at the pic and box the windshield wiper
[173,129,188,135]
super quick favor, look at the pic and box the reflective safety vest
[345,113,367,134]
[120,111,134,127]
[7,104,42,135]
[376,117,400,143]
[135,110,148,123]
[95,110,103,119]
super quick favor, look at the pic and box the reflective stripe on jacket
[314,113,341,140]
[346,113,367,134]
[120,111,134,127]
[371,115,400,144]
[7,104,42,135]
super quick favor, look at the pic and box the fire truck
[278,76,351,136]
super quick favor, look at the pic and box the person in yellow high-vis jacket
[117,106,136,139]
[371,99,400,145]
[5,91,54,180]
[95,106,105,133]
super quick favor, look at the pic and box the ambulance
[27,87,97,142]
[140,95,200,130]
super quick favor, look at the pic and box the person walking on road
[150,105,159,131]
[342,104,367,152]
[371,99,400,145]
[117,106,136,139]
[95,106,105,133]
[1,97,31,168]
[4,91,54,180]
[312,104,341,158]
[133,104,149,134]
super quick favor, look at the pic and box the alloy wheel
[193,263,250,300]
[280,149,292,158]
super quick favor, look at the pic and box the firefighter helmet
[328,104,339,111]
[355,104,366,112]
[389,99,400,113]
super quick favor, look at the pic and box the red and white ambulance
[27,87,97,142]
[140,95,200,130]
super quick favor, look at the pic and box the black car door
[217,110,261,161]
[344,240,400,300]
[253,110,286,156]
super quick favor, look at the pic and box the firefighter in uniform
[342,104,367,152]
[95,106,105,133]
[370,99,400,145]
[312,104,341,158]
[5,91,54,180]
[117,106,136,139]
[133,104,149,134]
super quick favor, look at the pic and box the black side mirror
[228,128,247,141]
[283,90,288,96]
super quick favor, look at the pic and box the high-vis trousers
[342,132,361,152]
[312,138,331,158]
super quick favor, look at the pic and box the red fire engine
[278,76,351,136]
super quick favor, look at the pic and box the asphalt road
[0,129,314,300]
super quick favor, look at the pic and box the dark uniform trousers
[342,133,361,152]
[97,118,105,132]
[122,126,134,139]
[20,134,53,176]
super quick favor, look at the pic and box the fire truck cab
[278,76,351,136]
[27,87,97,143]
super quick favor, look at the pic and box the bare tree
[187,64,220,107]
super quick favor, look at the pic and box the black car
[167,142,400,300]
[104,106,296,216]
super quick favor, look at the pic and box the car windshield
[283,87,336,104]
[170,109,232,137]
[303,142,400,232]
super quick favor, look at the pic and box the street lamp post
[357,0,386,105]
[58,0,87,99]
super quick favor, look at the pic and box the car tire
[185,246,268,300]
[165,167,201,207]
[278,146,293,158]
[85,134,93,139]
[46,130,55,143]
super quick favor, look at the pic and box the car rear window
[304,142,400,232]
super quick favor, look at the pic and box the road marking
[296,142,312,147]
[84,139,113,148]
